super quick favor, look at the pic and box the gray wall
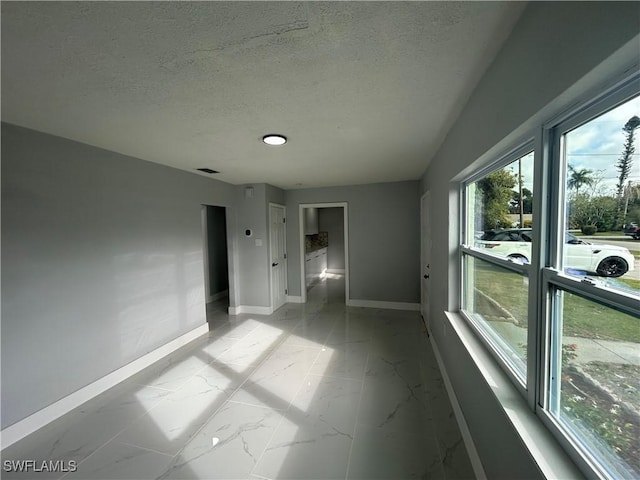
[206,206,228,298]
[1,124,243,429]
[266,184,286,210]
[234,184,268,308]
[318,207,345,270]
[286,181,420,303]
[421,3,639,479]
[233,183,285,308]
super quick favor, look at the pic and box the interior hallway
[2,276,475,479]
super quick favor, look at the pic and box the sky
[506,151,534,192]
[503,95,640,196]
[565,95,640,196]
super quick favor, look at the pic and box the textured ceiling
[1,2,526,189]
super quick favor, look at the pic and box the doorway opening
[299,203,349,304]
[202,205,230,326]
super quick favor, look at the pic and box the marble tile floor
[2,276,475,480]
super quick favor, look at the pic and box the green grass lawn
[472,261,640,343]
[619,278,640,290]
[561,290,640,343]
[469,259,640,476]
[573,231,625,237]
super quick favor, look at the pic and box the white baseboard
[207,289,229,303]
[326,268,345,274]
[429,332,487,480]
[1,323,209,450]
[346,299,420,311]
[286,295,304,303]
[228,305,273,315]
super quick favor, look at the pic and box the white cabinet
[304,208,319,235]
[305,247,327,287]
[305,252,314,287]
[318,247,327,274]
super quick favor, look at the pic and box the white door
[270,204,287,311]
[420,192,431,331]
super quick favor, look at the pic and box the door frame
[298,202,349,304]
[201,204,234,307]
[420,191,431,331]
[269,203,288,311]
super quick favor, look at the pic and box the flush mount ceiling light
[262,134,287,146]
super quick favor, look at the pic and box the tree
[569,195,617,232]
[477,169,516,229]
[567,165,594,196]
[623,181,640,225]
[614,116,640,227]
[509,188,533,214]
[627,203,640,226]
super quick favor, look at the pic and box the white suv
[477,229,635,278]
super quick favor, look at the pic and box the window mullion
[545,268,640,317]
[461,246,530,275]
[527,128,547,410]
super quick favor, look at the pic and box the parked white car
[477,229,636,278]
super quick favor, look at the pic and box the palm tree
[567,165,594,196]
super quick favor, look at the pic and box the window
[462,149,535,384]
[545,92,640,479]
[461,82,640,479]
[561,98,640,297]
[462,255,530,378]
[547,287,639,479]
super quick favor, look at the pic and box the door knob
[424,274,429,279]
[272,262,279,267]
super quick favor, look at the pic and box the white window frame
[459,74,640,480]
[460,141,536,395]
[537,78,640,480]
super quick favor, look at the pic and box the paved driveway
[582,235,640,250]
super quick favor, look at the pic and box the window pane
[563,96,640,298]
[469,152,535,263]
[462,254,528,379]
[550,289,639,478]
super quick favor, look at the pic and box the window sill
[444,311,584,480]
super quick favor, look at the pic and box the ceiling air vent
[196,168,219,174]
